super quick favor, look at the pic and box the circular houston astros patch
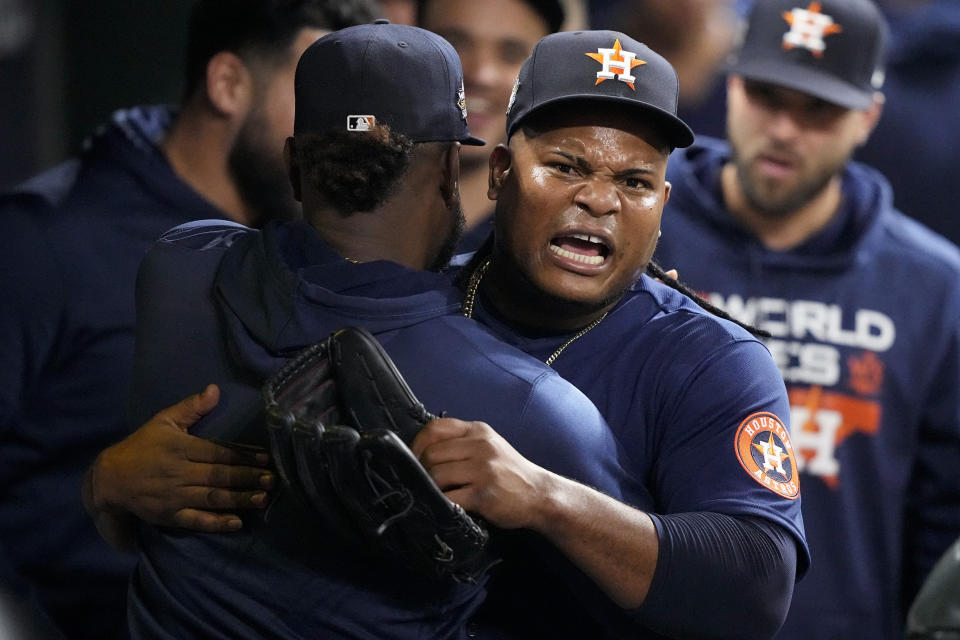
[734,412,799,500]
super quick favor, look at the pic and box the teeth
[550,244,605,265]
[570,233,604,245]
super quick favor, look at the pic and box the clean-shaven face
[491,108,671,314]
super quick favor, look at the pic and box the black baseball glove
[263,326,492,583]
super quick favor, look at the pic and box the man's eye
[553,163,574,174]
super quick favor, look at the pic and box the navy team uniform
[469,271,809,638]
[126,220,632,640]
[0,106,226,639]
[656,137,960,640]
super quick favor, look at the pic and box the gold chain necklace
[461,256,608,367]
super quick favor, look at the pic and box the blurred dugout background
[0,0,194,190]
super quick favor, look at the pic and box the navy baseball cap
[505,30,694,148]
[294,20,484,145]
[728,0,888,110]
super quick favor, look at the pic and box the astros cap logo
[585,39,646,90]
[735,412,799,499]
[781,2,843,57]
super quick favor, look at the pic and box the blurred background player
[416,0,565,253]
[0,1,377,637]
[590,0,743,139]
[592,0,960,248]
[654,0,960,638]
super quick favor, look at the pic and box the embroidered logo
[347,115,376,131]
[457,81,468,120]
[848,351,884,396]
[781,2,843,57]
[506,75,520,115]
[585,39,646,90]
[735,412,800,499]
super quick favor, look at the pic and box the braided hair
[644,260,770,338]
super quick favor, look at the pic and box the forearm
[530,476,798,638]
[81,455,139,552]
[530,472,659,608]
[637,512,798,639]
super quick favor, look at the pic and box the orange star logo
[782,2,843,58]
[753,430,789,473]
[585,39,646,90]
[734,412,799,500]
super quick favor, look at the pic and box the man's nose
[766,108,804,143]
[463,48,501,89]
[574,177,621,217]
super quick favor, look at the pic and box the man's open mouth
[549,233,611,266]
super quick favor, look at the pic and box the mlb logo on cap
[347,115,376,131]
[294,21,483,146]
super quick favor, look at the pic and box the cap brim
[510,95,695,149]
[729,58,875,110]
[412,134,486,146]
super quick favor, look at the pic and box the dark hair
[183,0,379,99]
[418,0,564,33]
[645,261,770,338]
[293,125,416,213]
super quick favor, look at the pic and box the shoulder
[848,162,960,288]
[620,276,766,355]
[405,314,563,389]
[392,314,602,426]
[155,219,255,251]
[0,168,82,292]
[597,279,784,405]
[666,136,729,178]
[0,159,84,238]
[1,159,83,212]
[138,220,255,293]
[875,209,960,275]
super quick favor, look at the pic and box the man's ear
[440,142,462,209]
[488,144,512,200]
[856,92,885,146]
[284,137,302,202]
[204,51,253,118]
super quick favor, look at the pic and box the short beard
[730,143,846,220]
[428,199,466,272]
[228,109,301,226]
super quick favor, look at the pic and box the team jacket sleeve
[0,201,65,431]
